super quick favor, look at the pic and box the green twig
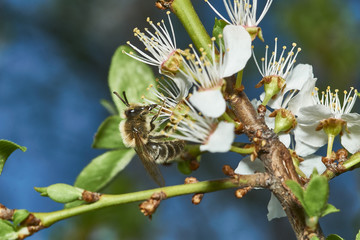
[33,176,267,227]
[171,0,212,58]
[230,145,254,155]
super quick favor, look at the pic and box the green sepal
[92,115,123,149]
[304,173,329,217]
[212,18,227,51]
[320,204,340,217]
[0,140,27,175]
[109,45,155,115]
[74,149,135,192]
[326,234,344,240]
[0,219,16,239]
[12,210,30,226]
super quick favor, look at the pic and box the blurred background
[0,0,359,239]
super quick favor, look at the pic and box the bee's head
[124,104,157,118]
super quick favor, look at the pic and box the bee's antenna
[122,91,130,106]
[113,91,130,107]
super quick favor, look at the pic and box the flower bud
[269,108,297,133]
[35,183,83,203]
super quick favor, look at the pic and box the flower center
[312,86,358,117]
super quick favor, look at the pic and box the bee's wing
[134,133,165,187]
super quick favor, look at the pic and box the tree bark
[226,87,325,240]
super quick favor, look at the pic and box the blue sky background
[1,0,360,239]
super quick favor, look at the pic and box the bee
[113,91,185,187]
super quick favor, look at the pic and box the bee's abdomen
[146,140,185,164]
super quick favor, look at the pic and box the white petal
[222,25,252,78]
[341,112,360,124]
[189,88,226,118]
[294,138,320,157]
[341,124,360,154]
[287,76,317,116]
[299,155,326,177]
[279,133,291,148]
[267,193,286,221]
[200,122,235,153]
[172,74,193,100]
[296,105,333,125]
[234,157,265,175]
[284,64,314,91]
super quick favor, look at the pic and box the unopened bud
[222,165,235,177]
[35,183,83,203]
[139,191,167,220]
[235,187,252,198]
[184,177,198,184]
[192,193,204,205]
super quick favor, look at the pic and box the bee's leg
[150,101,165,131]
[148,135,167,140]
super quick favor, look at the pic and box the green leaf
[100,99,118,115]
[46,184,83,203]
[109,45,155,114]
[212,18,227,50]
[286,180,305,206]
[355,229,360,240]
[326,234,344,240]
[92,116,124,149]
[74,149,135,192]
[321,204,340,217]
[12,210,30,226]
[0,219,16,239]
[304,174,329,217]
[310,237,320,240]
[0,140,27,175]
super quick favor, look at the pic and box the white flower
[261,64,315,110]
[124,11,179,74]
[293,86,360,155]
[205,0,273,27]
[251,99,291,147]
[182,25,252,117]
[167,103,235,153]
[235,154,326,220]
[254,38,302,80]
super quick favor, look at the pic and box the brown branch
[226,84,325,240]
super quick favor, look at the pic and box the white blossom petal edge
[200,121,235,153]
[189,88,226,118]
[222,25,252,77]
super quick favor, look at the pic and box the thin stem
[33,176,268,227]
[235,70,244,89]
[171,0,212,59]
[230,145,254,155]
[326,134,335,158]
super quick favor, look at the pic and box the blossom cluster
[123,0,359,220]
